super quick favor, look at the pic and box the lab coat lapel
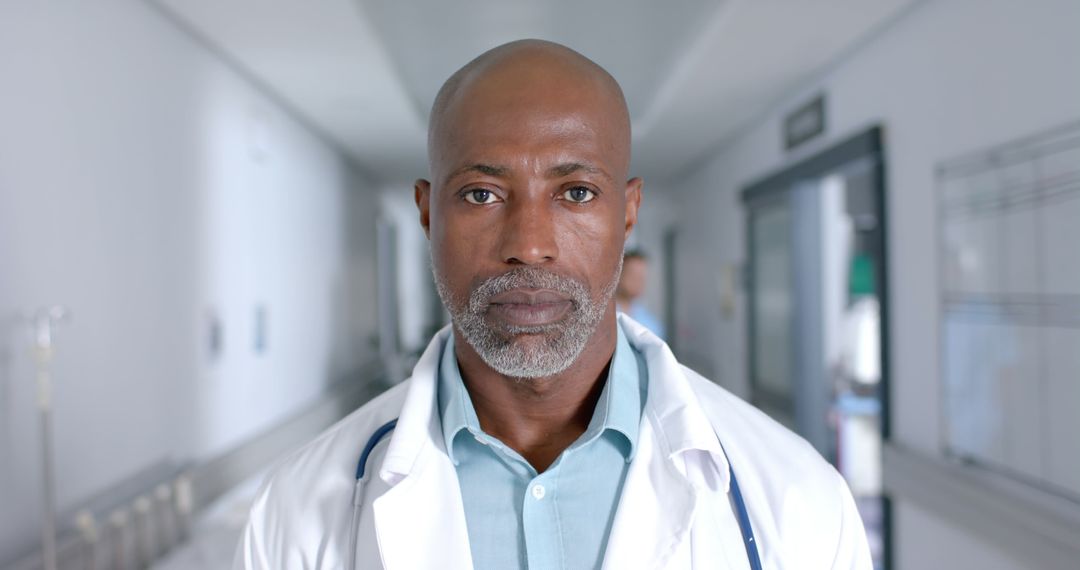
[601,418,699,570]
[371,328,474,570]
[604,315,740,570]
[372,447,472,569]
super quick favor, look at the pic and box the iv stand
[31,306,69,570]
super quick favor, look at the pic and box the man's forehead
[438,107,626,181]
[428,40,631,179]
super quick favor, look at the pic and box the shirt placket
[522,466,562,570]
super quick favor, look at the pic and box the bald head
[427,40,632,182]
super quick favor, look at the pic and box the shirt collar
[580,323,643,461]
[437,333,478,465]
[437,323,644,466]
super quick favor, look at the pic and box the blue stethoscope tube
[349,419,763,570]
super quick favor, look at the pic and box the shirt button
[531,484,546,500]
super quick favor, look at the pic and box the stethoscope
[348,419,763,570]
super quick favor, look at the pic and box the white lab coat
[235,315,872,569]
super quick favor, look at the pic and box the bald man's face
[415,53,641,377]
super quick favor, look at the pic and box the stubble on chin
[432,260,622,379]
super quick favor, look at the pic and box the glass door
[748,195,797,429]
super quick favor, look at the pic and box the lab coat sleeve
[233,520,266,570]
[829,471,874,570]
[232,483,275,570]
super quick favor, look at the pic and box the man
[615,249,665,339]
[235,40,871,569]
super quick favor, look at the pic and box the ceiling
[154,0,918,187]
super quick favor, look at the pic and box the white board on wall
[938,120,1080,501]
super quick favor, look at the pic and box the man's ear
[415,179,432,239]
[623,177,643,240]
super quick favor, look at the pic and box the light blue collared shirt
[438,324,647,570]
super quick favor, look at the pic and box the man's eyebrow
[547,162,613,182]
[446,162,614,184]
[448,163,510,180]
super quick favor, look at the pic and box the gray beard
[433,260,622,379]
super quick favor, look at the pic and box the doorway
[743,127,890,569]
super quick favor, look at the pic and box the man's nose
[498,197,559,265]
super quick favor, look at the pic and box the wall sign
[784,94,826,150]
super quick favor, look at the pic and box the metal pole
[31,307,68,570]
[34,335,58,570]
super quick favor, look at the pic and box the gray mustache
[468,267,589,311]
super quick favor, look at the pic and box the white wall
[666,0,1080,568]
[0,1,379,563]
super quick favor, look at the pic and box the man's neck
[453,308,619,473]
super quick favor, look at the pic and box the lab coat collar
[372,328,474,569]
[376,328,448,484]
[619,313,731,492]
[599,314,734,569]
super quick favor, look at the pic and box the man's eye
[562,187,596,203]
[463,189,499,204]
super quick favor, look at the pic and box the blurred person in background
[615,249,665,340]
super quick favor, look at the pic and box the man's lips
[488,288,571,305]
[487,288,573,327]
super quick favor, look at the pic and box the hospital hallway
[2,1,1078,569]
